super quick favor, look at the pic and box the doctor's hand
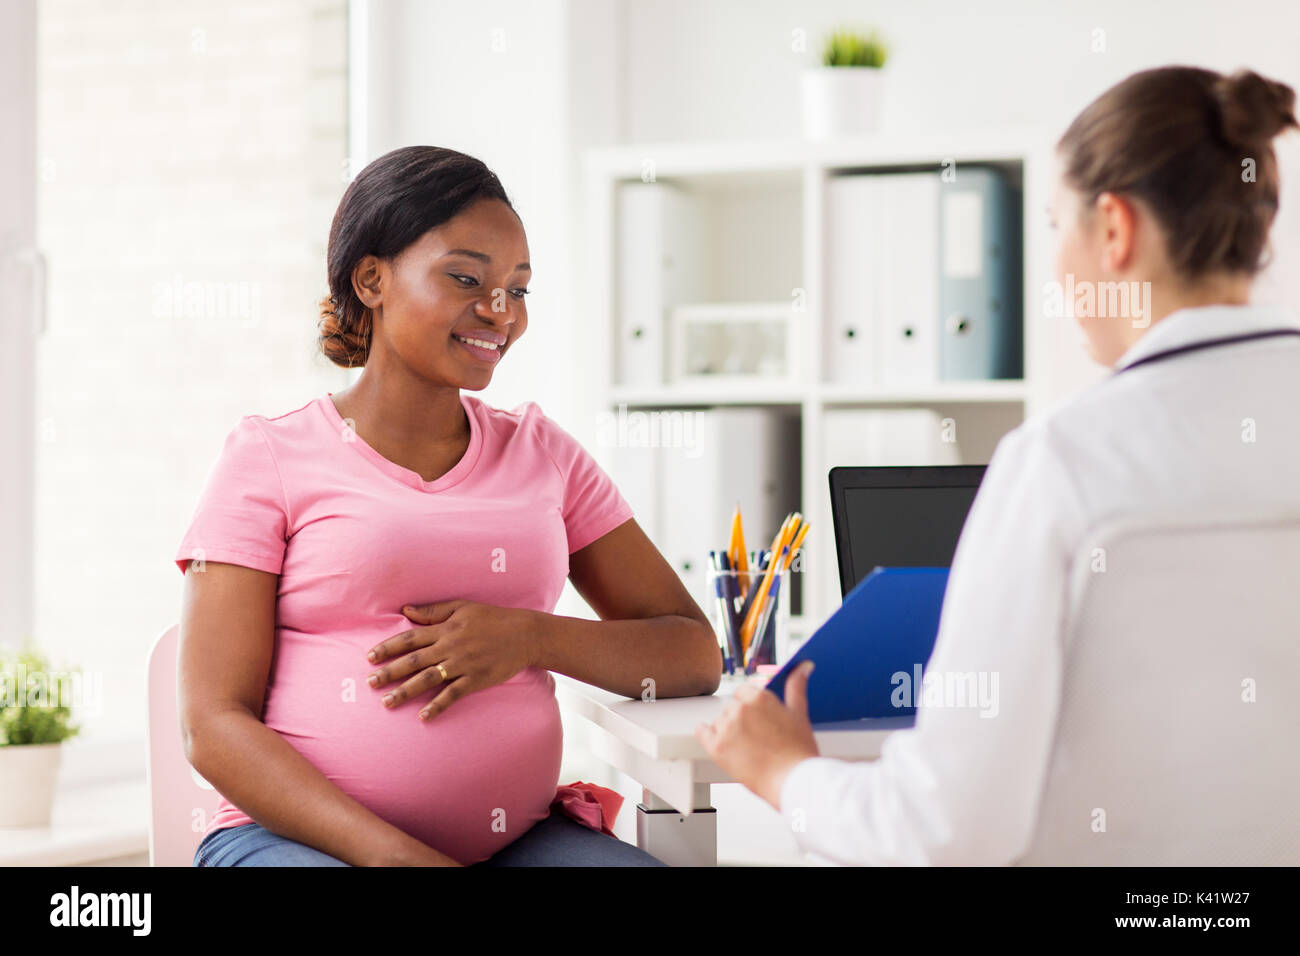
[695,661,821,811]
[365,600,541,721]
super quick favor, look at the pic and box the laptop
[829,465,986,598]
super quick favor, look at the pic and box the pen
[708,551,736,672]
[719,551,742,642]
[714,551,742,673]
[737,549,770,626]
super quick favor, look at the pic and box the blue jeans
[193,809,667,867]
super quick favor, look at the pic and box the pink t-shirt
[173,391,634,864]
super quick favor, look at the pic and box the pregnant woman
[174,146,721,867]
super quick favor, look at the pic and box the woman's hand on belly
[366,599,543,721]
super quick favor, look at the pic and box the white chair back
[1017,510,1300,864]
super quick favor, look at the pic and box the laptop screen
[831,467,986,597]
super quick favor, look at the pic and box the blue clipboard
[766,567,950,723]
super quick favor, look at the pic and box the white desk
[553,672,910,866]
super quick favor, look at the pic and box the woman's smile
[452,330,505,364]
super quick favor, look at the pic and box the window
[34,0,349,751]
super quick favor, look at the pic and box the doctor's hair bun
[316,145,517,370]
[1213,70,1298,150]
[1057,65,1297,280]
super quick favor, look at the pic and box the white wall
[620,0,1300,147]
[357,0,619,430]
[616,0,1300,399]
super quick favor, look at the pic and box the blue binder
[766,567,950,723]
[938,165,1023,381]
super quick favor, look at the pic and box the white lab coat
[779,302,1300,865]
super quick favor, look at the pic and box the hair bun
[1213,69,1299,148]
[316,293,369,368]
[318,293,341,323]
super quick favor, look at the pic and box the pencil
[742,523,810,672]
[740,512,801,654]
[784,521,810,572]
[744,545,788,672]
[729,504,749,594]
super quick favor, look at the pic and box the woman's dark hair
[1057,66,1298,280]
[318,146,514,368]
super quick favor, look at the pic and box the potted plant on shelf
[0,645,82,827]
[801,27,890,140]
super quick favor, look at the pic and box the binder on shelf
[766,566,949,723]
[874,173,941,386]
[822,407,963,469]
[614,181,704,387]
[825,166,1023,387]
[824,174,882,386]
[939,166,1023,381]
[609,407,801,616]
[825,171,941,387]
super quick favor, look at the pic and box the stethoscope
[1115,328,1300,375]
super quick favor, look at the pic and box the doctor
[696,65,1300,865]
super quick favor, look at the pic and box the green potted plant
[801,27,890,140]
[0,644,82,827]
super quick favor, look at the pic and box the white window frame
[0,0,37,655]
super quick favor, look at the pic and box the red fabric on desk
[551,781,624,836]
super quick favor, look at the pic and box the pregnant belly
[262,657,563,865]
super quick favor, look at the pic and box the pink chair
[145,624,223,866]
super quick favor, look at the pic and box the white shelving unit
[580,130,1056,640]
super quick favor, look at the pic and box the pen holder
[704,565,790,676]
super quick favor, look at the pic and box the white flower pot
[801,66,884,140]
[0,742,63,827]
